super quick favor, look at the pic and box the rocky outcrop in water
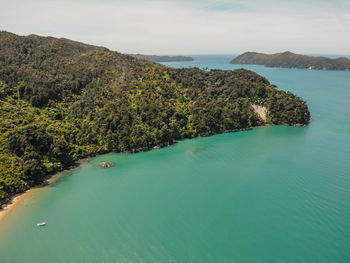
[99,162,115,168]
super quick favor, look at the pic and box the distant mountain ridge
[230,51,350,70]
[129,54,194,62]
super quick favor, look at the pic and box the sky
[1,0,350,55]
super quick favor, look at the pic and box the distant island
[0,31,310,207]
[230,51,350,70]
[129,54,194,62]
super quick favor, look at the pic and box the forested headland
[0,31,310,207]
[230,51,350,70]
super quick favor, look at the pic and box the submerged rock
[99,162,115,168]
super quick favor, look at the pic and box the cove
[0,56,350,263]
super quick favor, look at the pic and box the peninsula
[129,54,194,62]
[230,51,350,70]
[0,31,310,207]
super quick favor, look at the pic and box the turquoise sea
[0,55,350,263]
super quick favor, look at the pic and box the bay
[0,55,350,263]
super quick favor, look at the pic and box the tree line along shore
[0,31,310,207]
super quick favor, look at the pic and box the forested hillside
[230,51,350,70]
[0,31,310,206]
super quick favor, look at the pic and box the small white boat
[37,222,46,227]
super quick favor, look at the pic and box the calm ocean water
[0,55,350,263]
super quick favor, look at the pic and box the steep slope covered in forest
[0,31,310,206]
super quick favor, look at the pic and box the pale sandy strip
[0,190,34,223]
[0,158,91,225]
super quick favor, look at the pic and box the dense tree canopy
[231,51,350,70]
[0,31,310,206]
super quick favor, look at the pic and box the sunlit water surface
[0,55,350,263]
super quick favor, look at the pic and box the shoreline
[0,157,91,225]
[0,190,32,224]
[0,124,306,225]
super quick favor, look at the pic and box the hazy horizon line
[3,30,350,59]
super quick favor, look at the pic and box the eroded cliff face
[252,104,268,122]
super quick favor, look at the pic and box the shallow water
[0,55,350,263]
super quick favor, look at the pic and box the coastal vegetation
[129,54,194,62]
[230,51,350,70]
[0,31,310,207]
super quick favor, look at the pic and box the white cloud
[1,0,349,54]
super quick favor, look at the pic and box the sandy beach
[0,157,93,225]
[0,160,89,225]
[0,189,38,224]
